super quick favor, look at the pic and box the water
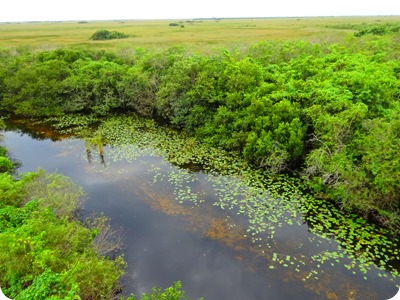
[2,124,398,300]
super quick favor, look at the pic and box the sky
[0,0,399,22]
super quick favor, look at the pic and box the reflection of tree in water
[83,131,106,167]
[4,118,70,142]
[5,118,107,166]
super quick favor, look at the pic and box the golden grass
[0,16,399,53]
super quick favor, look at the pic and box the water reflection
[2,127,399,300]
[85,140,106,167]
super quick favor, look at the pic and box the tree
[90,30,129,40]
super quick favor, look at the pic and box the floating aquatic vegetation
[40,114,400,292]
[44,114,100,134]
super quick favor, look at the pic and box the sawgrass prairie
[1,16,399,52]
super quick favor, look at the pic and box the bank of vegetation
[0,27,399,232]
[0,131,124,299]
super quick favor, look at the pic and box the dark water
[3,126,399,300]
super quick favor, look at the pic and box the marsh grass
[1,16,399,52]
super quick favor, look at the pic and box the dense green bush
[0,146,7,157]
[90,29,129,40]
[0,170,126,300]
[0,157,13,173]
[354,23,400,37]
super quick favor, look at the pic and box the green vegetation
[0,30,399,230]
[0,120,13,173]
[0,16,399,298]
[90,29,129,40]
[0,174,126,300]
[125,281,201,300]
[354,23,400,36]
[1,17,399,52]
[326,22,400,36]
[0,138,126,299]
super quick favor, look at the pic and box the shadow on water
[4,117,72,141]
[2,120,399,300]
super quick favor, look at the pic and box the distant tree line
[326,22,400,36]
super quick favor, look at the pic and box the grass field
[0,16,399,52]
